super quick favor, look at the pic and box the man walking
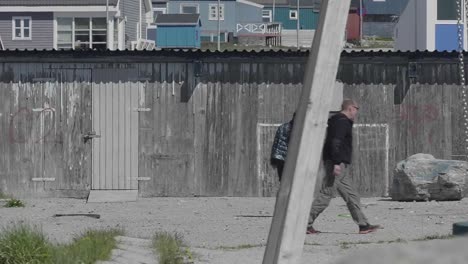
[271,113,295,181]
[306,99,381,234]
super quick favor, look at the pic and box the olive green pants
[308,160,369,227]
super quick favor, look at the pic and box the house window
[180,4,199,14]
[91,18,107,49]
[262,10,272,22]
[57,17,73,49]
[12,17,32,40]
[57,17,107,50]
[208,4,225,20]
[289,10,298,20]
[437,0,458,20]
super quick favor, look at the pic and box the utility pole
[273,0,276,22]
[217,0,221,51]
[296,0,300,49]
[262,0,351,263]
[139,0,142,40]
[106,0,109,49]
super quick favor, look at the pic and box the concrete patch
[87,190,138,203]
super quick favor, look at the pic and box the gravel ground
[1,197,467,264]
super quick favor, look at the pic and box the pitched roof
[248,0,289,6]
[155,14,201,25]
[0,0,119,6]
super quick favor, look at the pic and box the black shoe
[359,224,382,234]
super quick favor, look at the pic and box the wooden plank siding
[0,52,466,198]
[0,69,92,197]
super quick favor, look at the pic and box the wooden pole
[262,1,351,263]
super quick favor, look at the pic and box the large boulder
[391,154,468,201]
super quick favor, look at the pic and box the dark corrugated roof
[0,0,119,6]
[0,48,465,56]
[155,14,200,25]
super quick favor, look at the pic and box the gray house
[167,0,264,43]
[0,0,154,50]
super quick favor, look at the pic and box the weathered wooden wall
[0,51,466,198]
[0,69,92,197]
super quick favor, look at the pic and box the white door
[91,82,139,190]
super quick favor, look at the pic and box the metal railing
[236,23,282,36]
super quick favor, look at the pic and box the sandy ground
[1,197,467,264]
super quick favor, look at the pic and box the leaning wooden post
[262,1,351,263]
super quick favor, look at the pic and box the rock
[391,153,468,201]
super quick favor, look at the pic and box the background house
[152,0,169,22]
[0,0,154,50]
[251,0,320,47]
[151,14,201,48]
[395,0,467,51]
[361,0,409,39]
[167,0,264,43]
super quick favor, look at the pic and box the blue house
[251,0,320,30]
[152,14,201,48]
[167,0,264,42]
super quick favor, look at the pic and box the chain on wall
[457,0,468,157]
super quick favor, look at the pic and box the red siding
[346,12,361,41]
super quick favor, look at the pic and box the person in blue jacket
[271,113,295,182]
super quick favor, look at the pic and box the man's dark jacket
[323,113,353,165]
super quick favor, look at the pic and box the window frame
[56,17,108,50]
[289,10,298,20]
[180,3,199,14]
[262,10,272,23]
[56,17,74,49]
[437,0,458,21]
[208,3,225,21]
[12,16,32,40]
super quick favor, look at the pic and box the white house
[395,0,468,51]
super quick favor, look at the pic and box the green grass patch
[5,198,25,208]
[153,232,194,264]
[0,224,122,264]
[0,192,10,199]
[0,224,53,264]
[53,228,123,264]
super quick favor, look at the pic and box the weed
[0,224,123,264]
[153,232,194,264]
[5,198,25,208]
[52,228,124,264]
[0,224,53,264]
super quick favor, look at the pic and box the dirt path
[1,197,466,263]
